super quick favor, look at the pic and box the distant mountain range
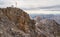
[30,14,60,24]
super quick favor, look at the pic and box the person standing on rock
[11,1,17,7]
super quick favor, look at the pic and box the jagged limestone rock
[36,19,60,37]
[0,7,36,37]
[0,7,60,37]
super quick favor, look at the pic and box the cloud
[0,0,60,11]
[18,0,60,8]
[0,0,16,8]
[0,0,60,7]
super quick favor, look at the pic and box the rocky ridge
[0,7,60,37]
[0,7,36,37]
[35,16,60,37]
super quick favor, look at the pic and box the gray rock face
[35,19,60,37]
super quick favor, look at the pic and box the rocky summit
[0,7,60,37]
[0,7,36,37]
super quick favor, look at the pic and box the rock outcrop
[36,19,60,37]
[0,7,60,37]
[0,7,36,37]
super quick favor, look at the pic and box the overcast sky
[0,0,60,14]
[0,0,60,8]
